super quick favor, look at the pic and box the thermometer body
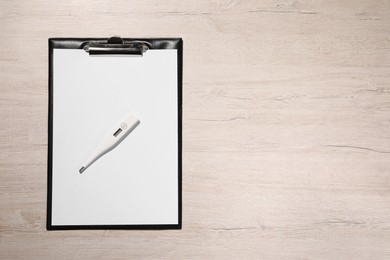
[79,113,140,174]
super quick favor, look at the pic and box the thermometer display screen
[113,128,123,137]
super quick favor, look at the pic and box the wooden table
[1,1,390,259]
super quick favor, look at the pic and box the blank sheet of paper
[51,49,178,226]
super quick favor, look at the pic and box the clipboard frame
[47,37,183,230]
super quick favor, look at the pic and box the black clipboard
[47,37,182,230]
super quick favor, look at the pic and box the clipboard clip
[84,36,151,56]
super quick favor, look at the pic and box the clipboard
[47,36,182,230]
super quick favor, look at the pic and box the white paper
[52,49,178,225]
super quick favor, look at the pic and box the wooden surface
[1,0,390,259]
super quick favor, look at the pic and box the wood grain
[1,0,390,259]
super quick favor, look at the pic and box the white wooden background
[1,1,390,259]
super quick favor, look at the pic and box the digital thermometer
[79,113,140,174]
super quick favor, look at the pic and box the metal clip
[84,36,151,56]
